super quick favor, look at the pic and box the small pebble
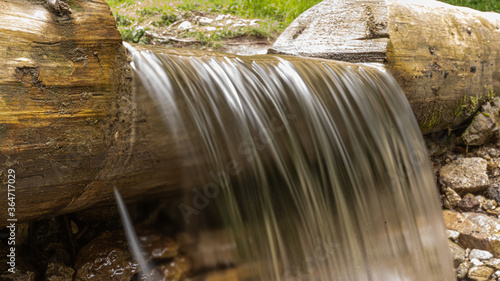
[470,249,494,260]
[470,258,485,266]
[447,229,460,240]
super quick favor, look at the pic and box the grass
[223,0,322,29]
[106,0,319,47]
[107,0,500,47]
[106,0,323,31]
[439,0,500,12]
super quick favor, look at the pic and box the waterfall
[124,43,454,281]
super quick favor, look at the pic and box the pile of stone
[432,97,500,280]
[445,211,500,280]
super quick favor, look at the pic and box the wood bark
[269,0,500,133]
[0,0,189,226]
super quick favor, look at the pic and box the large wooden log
[269,0,500,133]
[0,0,192,226]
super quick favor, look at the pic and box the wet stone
[74,231,139,281]
[440,158,489,193]
[458,193,480,211]
[75,229,182,280]
[153,256,191,281]
[45,262,75,280]
[43,243,72,265]
[139,231,179,259]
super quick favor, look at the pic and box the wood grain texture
[0,0,186,225]
[270,0,500,133]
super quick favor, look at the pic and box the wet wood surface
[0,0,187,226]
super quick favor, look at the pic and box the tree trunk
[269,0,500,133]
[0,0,188,226]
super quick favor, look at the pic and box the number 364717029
[7,169,15,214]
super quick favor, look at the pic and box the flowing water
[124,43,454,281]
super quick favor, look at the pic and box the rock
[250,19,260,27]
[447,230,460,240]
[487,208,500,217]
[482,198,498,211]
[463,98,500,146]
[440,158,489,193]
[443,187,461,209]
[75,230,182,280]
[486,185,500,203]
[468,265,494,281]
[485,259,500,270]
[449,240,466,267]
[74,231,139,281]
[470,249,494,260]
[198,17,213,25]
[45,262,75,280]
[457,260,470,279]
[471,258,485,266]
[139,231,179,259]
[155,256,191,281]
[443,210,500,257]
[178,21,192,31]
[463,114,497,146]
[215,14,230,21]
[458,193,480,211]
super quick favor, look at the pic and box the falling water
[125,44,454,281]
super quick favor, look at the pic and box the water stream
[125,43,454,281]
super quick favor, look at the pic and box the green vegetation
[115,14,133,27]
[439,0,500,12]
[106,0,323,32]
[152,12,178,27]
[119,26,148,44]
[221,0,322,29]
[107,0,500,47]
[106,0,134,8]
